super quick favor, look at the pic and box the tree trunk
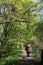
[41,49,43,65]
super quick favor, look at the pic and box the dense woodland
[0,0,43,65]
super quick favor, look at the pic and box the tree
[0,0,42,60]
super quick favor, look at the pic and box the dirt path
[17,50,39,65]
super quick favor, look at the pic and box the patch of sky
[40,10,43,14]
[32,0,39,2]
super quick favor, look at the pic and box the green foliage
[0,50,21,65]
[0,0,43,63]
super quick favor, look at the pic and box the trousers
[27,52,30,57]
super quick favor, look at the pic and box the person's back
[25,44,32,57]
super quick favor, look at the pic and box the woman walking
[25,43,32,57]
